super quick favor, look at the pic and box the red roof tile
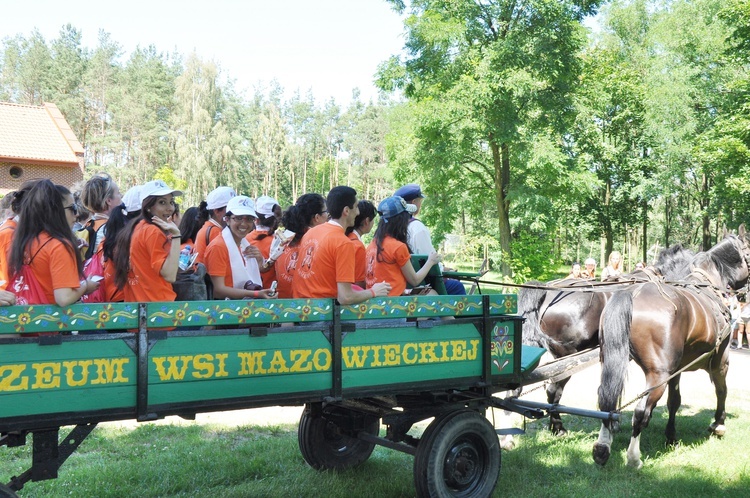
[0,101,83,166]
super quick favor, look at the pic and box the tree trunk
[491,140,512,276]
[701,172,711,251]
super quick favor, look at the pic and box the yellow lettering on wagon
[91,358,130,384]
[290,350,313,372]
[402,343,418,365]
[0,364,29,391]
[152,356,192,381]
[382,344,401,366]
[312,348,331,370]
[62,360,93,387]
[419,342,439,363]
[31,362,60,389]
[466,340,479,360]
[214,353,229,378]
[268,351,290,373]
[237,352,267,375]
[192,354,215,379]
[342,346,371,368]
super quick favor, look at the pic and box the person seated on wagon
[194,186,236,265]
[8,180,100,306]
[112,180,183,302]
[346,199,376,288]
[600,251,622,281]
[292,186,391,304]
[78,173,123,257]
[247,195,282,289]
[365,196,441,297]
[394,183,466,295]
[274,193,328,299]
[121,184,143,220]
[204,196,275,300]
[634,261,645,271]
[582,258,597,279]
[567,262,583,279]
[0,183,36,290]
[177,206,207,252]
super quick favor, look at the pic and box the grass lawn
[4,352,750,498]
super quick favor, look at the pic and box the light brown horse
[593,230,750,468]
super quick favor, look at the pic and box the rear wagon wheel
[414,409,501,498]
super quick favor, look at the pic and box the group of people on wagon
[0,176,466,308]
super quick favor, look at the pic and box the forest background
[3,0,750,282]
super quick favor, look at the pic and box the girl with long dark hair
[274,193,327,298]
[365,196,440,296]
[8,180,99,305]
[112,180,182,302]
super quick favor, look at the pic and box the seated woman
[247,195,281,289]
[194,186,236,265]
[177,206,206,252]
[204,196,274,300]
[274,193,327,299]
[8,180,99,306]
[600,251,622,281]
[365,196,441,296]
[583,258,597,279]
[113,180,183,302]
[567,262,582,279]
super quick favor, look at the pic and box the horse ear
[740,224,747,239]
[723,225,729,238]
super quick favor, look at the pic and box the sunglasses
[64,204,79,216]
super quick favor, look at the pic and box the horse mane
[517,281,552,348]
[694,235,747,289]
[654,244,695,280]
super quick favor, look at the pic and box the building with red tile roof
[0,102,85,196]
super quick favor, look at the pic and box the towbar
[497,398,620,422]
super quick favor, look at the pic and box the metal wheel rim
[442,435,487,492]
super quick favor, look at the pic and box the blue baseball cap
[394,183,425,202]
[378,196,417,222]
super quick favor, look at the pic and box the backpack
[80,249,106,303]
[172,263,208,301]
[9,239,53,306]
[80,219,106,261]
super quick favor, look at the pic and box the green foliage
[507,232,561,283]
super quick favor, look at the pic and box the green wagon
[0,295,614,497]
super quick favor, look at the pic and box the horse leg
[626,376,668,469]
[546,377,571,435]
[593,422,614,466]
[665,374,681,445]
[708,350,730,437]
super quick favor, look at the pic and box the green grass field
[3,360,750,498]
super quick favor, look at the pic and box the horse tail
[518,281,548,347]
[598,290,633,422]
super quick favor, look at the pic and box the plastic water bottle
[179,245,192,271]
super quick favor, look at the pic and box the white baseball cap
[139,180,183,204]
[122,185,143,213]
[255,195,279,216]
[206,186,236,210]
[226,195,257,217]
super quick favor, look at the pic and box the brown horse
[593,230,750,468]
[518,245,695,434]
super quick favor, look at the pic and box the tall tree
[378,0,602,275]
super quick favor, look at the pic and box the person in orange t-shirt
[247,195,282,288]
[292,186,390,304]
[346,200,376,288]
[194,186,236,265]
[204,195,274,300]
[0,182,38,290]
[274,193,327,299]
[112,180,183,302]
[7,181,98,306]
[365,196,441,297]
[97,205,133,302]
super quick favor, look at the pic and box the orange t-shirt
[292,223,355,299]
[347,231,366,284]
[0,218,17,289]
[365,236,411,297]
[246,229,275,288]
[274,245,299,299]
[123,220,175,302]
[25,233,82,304]
[204,235,235,288]
[194,221,222,265]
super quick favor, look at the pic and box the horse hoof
[627,458,643,470]
[499,436,516,451]
[709,423,726,437]
[551,427,568,436]
[592,443,610,466]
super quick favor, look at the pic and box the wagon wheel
[413,409,501,498]
[298,403,380,471]
[0,483,19,498]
